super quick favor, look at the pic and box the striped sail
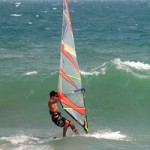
[58,0,88,133]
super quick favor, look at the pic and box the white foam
[0,135,55,150]
[113,58,150,70]
[10,14,22,17]
[1,135,39,145]
[28,21,32,25]
[84,130,129,141]
[50,71,58,76]
[53,8,57,10]
[15,2,21,7]
[44,10,48,13]
[80,63,108,77]
[24,71,38,76]
[80,70,100,76]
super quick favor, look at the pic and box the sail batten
[58,0,88,133]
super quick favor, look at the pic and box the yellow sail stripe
[63,12,76,56]
[62,41,76,57]
[64,107,85,110]
[64,107,72,110]
[67,74,81,81]
[64,12,70,24]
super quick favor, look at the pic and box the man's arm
[49,98,59,104]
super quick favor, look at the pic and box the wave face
[0,59,150,131]
[82,59,150,131]
[1,60,150,149]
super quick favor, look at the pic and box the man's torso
[48,99,59,113]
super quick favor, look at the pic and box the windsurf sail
[58,0,88,133]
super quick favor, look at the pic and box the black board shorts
[50,111,67,127]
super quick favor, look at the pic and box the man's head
[50,91,58,98]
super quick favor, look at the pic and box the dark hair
[50,91,57,98]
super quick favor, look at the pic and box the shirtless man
[48,91,79,137]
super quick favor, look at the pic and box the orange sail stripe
[58,90,86,115]
[61,44,80,74]
[60,69,78,89]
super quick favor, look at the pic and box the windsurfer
[48,91,79,137]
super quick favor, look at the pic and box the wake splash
[83,130,129,141]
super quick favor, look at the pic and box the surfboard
[58,0,88,134]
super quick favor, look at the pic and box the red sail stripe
[60,69,78,89]
[65,0,72,30]
[58,90,86,115]
[61,44,80,75]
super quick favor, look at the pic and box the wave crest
[113,58,150,70]
[112,58,150,78]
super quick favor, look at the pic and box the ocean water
[0,0,150,149]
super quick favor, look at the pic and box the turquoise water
[0,0,150,149]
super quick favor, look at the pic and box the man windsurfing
[48,91,79,137]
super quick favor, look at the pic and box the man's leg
[69,121,79,135]
[63,120,79,137]
[63,120,70,137]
